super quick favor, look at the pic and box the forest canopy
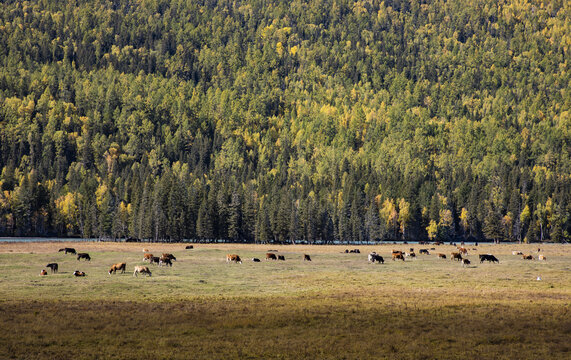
[0,0,569,243]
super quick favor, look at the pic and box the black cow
[479,254,499,263]
[252,258,261,262]
[277,255,286,261]
[59,248,76,254]
[46,263,58,273]
[185,245,194,249]
[368,252,384,264]
[77,253,91,261]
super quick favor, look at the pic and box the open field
[0,242,570,359]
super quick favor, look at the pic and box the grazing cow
[278,255,286,261]
[457,247,468,255]
[419,249,429,255]
[392,253,405,261]
[149,256,160,265]
[73,270,86,277]
[462,259,471,267]
[40,269,48,276]
[451,252,463,261]
[522,254,533,260]
[344,249,349,253]
[143,248,149,253]
[350,249,361,253]
[159,256,173,267]
[185,245,194,249]
[252,258,261,262]
[108,262,126,274]
[405,252,416,259]
[479,254,499,263]
[133,266,152,277]
[161,253,177,261]
[46,263,58,273]
[538,255,546,261]
[77,253,91,261]
[512,251,523,256]
[368,252,384,264]
[266,253,277,261]
[143,253,153,262]
[303,254,312,261]
[409,248,414,253]
[226,254,242,264]
[58,248,76,254]
[438,253,447,259]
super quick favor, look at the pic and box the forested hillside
[0,0,569,242]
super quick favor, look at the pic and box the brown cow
[266,253,277,260]
[159,256,173,267]
[40,269,48,276]
[143,248,149,253]
[149,256,160,265]
[457,247,468,255]
[73,270,86,277]
[392,253,405,261]
[451,252,463,261]
[522,254,534,260]
[161,253,177,261]
[133,266,152,277]
[143,253,153,262]
[303,254,312,261]
[109,262,126,274]
[227,254,242,264]
[438,253,447,259]
[538,255,546,261]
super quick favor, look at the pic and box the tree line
[0,0,569,242]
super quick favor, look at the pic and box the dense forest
[0,0,569,243]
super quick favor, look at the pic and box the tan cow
[227,254,242,264]
[133,266,152,277]
[109,262,126,274]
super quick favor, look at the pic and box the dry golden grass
[0,242,569,359]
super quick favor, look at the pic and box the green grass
[0,243,569,359]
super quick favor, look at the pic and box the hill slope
[0,0,569,242]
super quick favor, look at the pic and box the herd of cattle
[38,244,548,277]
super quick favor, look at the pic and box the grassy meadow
[0,242,569,359]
